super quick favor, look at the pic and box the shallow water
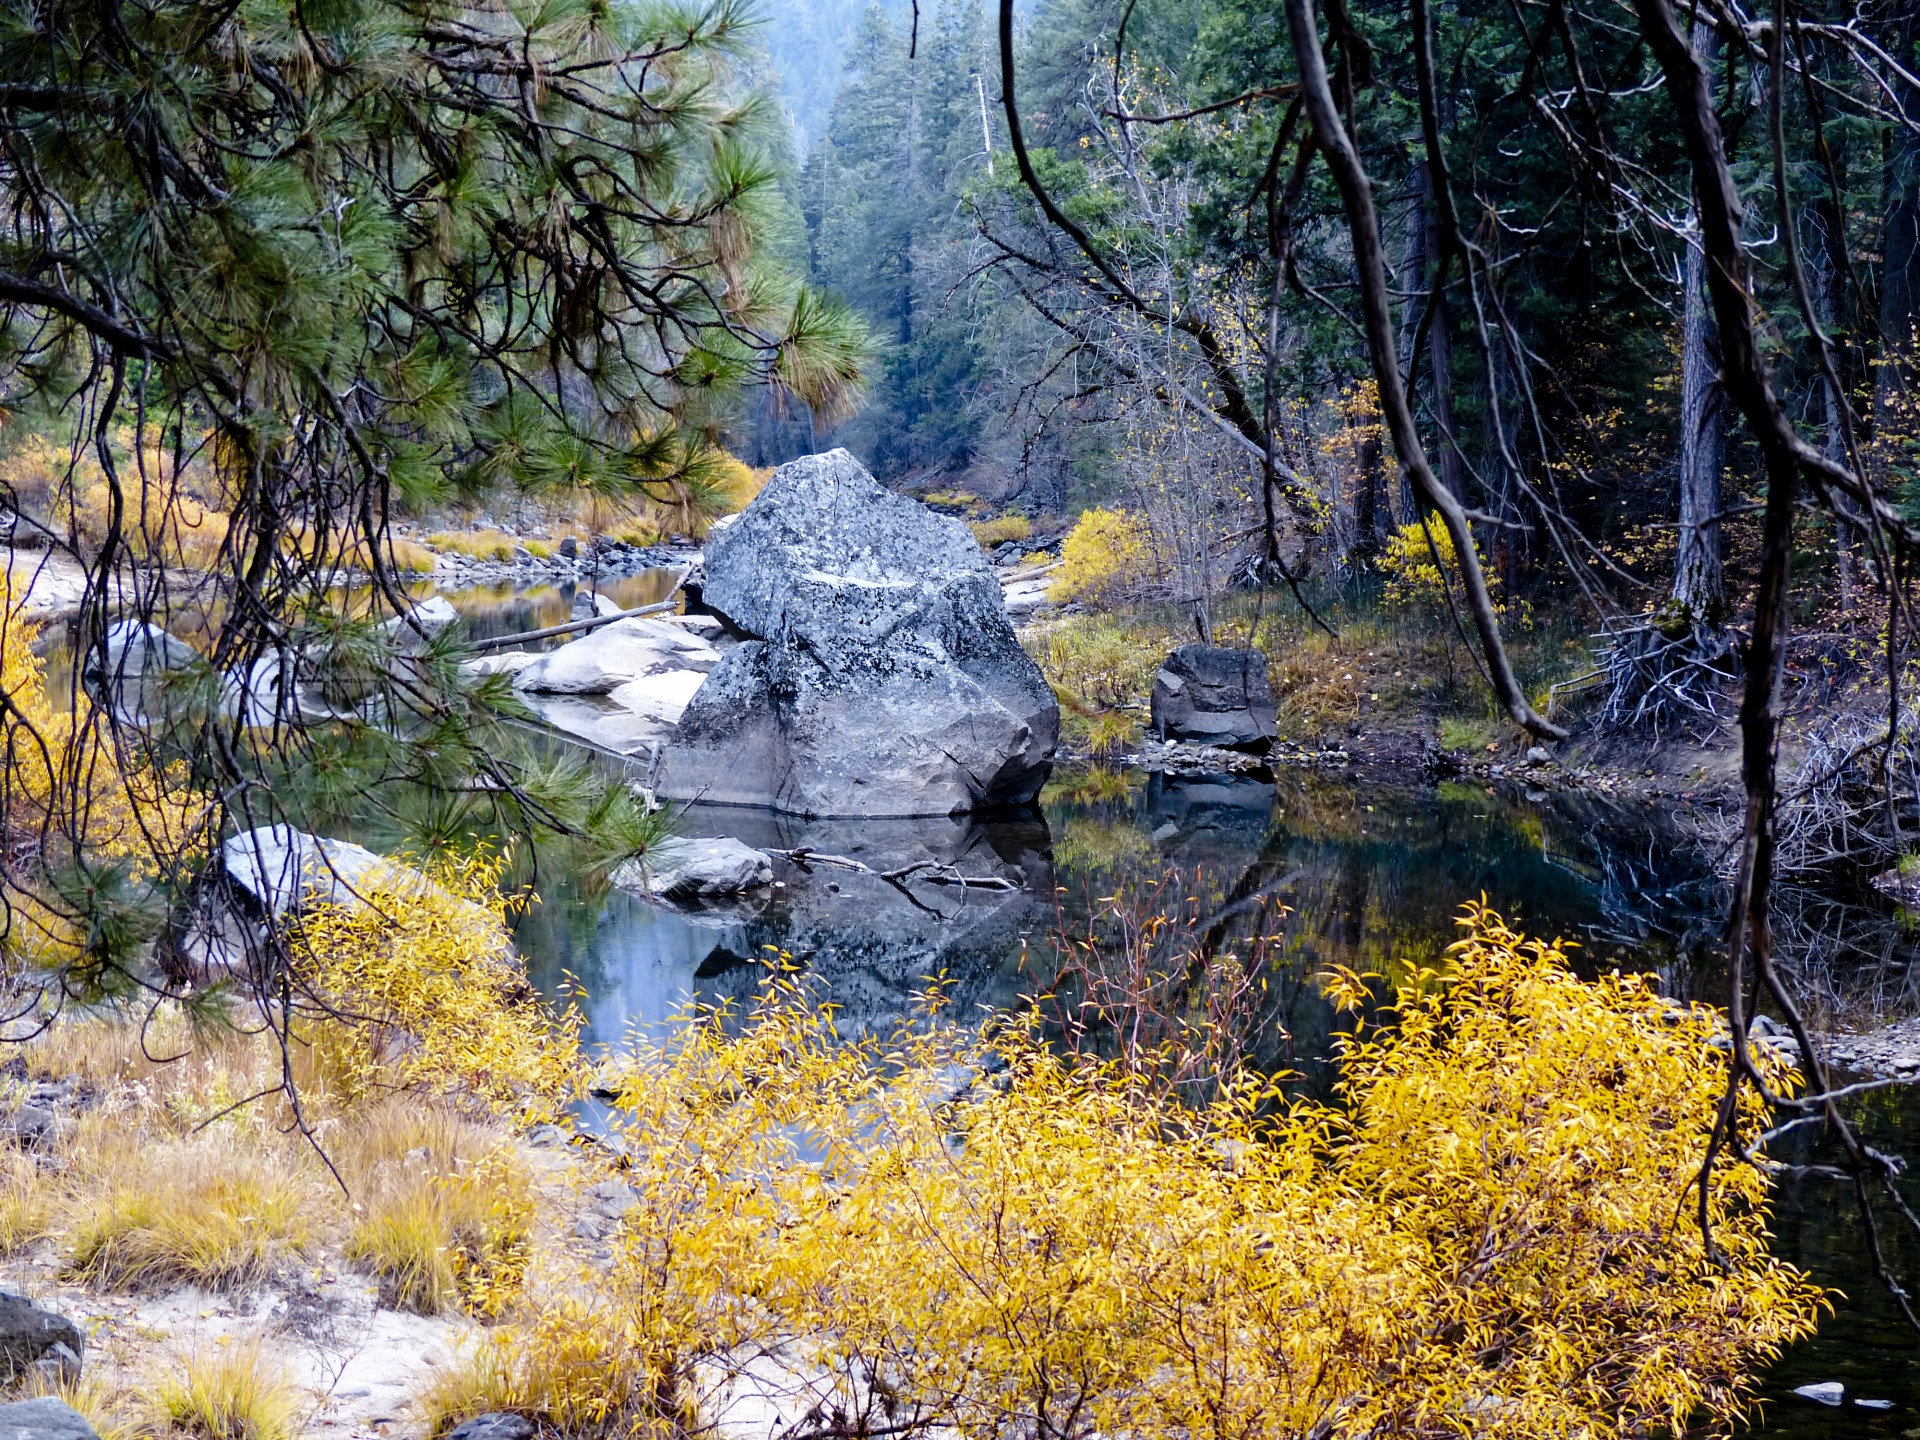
[509,761,1920,1436]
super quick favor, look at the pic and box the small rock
[1854,1398,1894,1411]
[0,1106,55,1150]
[0,1294,83,1384]
[610,837,773,899]
[445,1415,535,1440]
[1792,1382,1845,1407]
[559,537,579,560]
[0,1397,98,1440]
[1525,745,1551,765]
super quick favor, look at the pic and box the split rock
[610,837,773,898]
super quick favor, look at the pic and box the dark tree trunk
[1425,164,1464,503]
[1672,21,1726,627]
[1877,3,1920,431]
[1673,218,1726,621]
[1806,194,1855,603]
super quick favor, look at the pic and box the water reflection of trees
[1044,766,1920,1068]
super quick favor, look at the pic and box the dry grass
[0,1151,51,1254]
[142,1339,303,1440]
[65,1138,317,1291]
[427,529,554,563]
[336,1103,535,1315]
[969,514,1032,550]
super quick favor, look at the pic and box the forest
[0,0,1916,1432]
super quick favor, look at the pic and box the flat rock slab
[1150,645,1277,749]
[658,450,1058,816]
[514,617,719,694]
[611,837,774,898]
[607,669,708,725]
[515,692,674,758]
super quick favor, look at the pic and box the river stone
[0,1294,82,1385]
[83,620,200,720]
[444,1416,534,1440]
[222,825,493,927]
[1149,645,1277,749]
[459,651,540,680]
[610,837,773,899]
[514,617,719,694]
[656,450,1057,816]
[0,1398,97,1440]
[1792,1382,1845,1406]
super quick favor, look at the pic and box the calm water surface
[509,761,1920,1437]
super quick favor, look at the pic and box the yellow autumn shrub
[0,589,209,965]
[1049,506,1153,605]
[289,851,580,1118]
[434,907,1819,1440]
[1379,517,1503,613]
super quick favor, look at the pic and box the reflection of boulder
[566,808,1054,1040]
[1150,645,1276,748]
[657,451,1058,817]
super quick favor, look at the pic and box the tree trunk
[1394,165,1425,526]
[1806,194,1855,604]
[1876,3,1920,438]
[1672,19,1726,629]
[1425,164,1464,503]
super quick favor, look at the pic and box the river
[502,749,1920,1436]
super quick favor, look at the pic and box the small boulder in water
[1792,1382,1845,1407]
[514,617,719,695]
[610,837,773,899]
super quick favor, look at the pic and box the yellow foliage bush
[2,431,231,569]
[446,910,1818,1440]
[968,514,1032,550]
[290,851,579,1117]
[0,590,209,958]
[1379,517,1500,612]
[1049,507,1152,605]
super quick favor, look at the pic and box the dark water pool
[507,761,1920,1435]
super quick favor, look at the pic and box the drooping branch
[1284,0,1565,741]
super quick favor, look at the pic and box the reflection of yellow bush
[428,912,1817,1439]
[1050,507,1152,605]
[969,514,1032,550]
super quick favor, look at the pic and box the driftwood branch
[769,848,1019,892]
[466,568,691,651]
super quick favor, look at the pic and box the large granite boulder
[83,620,201,721]
[1150,645,1277,749]
[0,1398,97,1440]
[221,825,494,929]
[656,451,1057,816]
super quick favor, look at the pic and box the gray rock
[1793,1382,1845,1407]
[0,1294,83,1385]
[459,651,541,680]
[514,693,673,757]
[221,826,493,926]
[606,669,707,725]
[514,617,719,695]
[1525,745,1552,765]
[382,595,460,638]
[559,536,579,560]
[83,620,200,721]
[0,1397,97,1440]
[1150,646,1276,749]
[657,450,1058,816]
[610,837,774,899]
[444,1415,534,1440]
[592,592,626,619]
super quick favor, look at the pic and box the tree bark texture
[1672,22,1725,625]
